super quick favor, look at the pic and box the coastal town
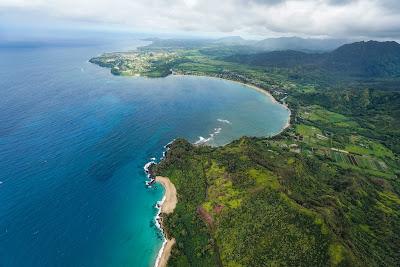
[90,51,290,103]
[89,51,178,77]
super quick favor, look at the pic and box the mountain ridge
[225,40,400,79]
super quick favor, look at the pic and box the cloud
[1,0,400,39]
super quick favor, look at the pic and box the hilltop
[225,41,400,84]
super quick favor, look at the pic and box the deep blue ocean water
[0,40,289,267]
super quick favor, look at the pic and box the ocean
[0,39,289,267]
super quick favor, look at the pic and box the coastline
[172,73,292,133]
[235,81,291,133]
[154,176,177,267]
[135,72,291,266]
[151,76,291,267]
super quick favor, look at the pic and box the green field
[296,124,322,136]
[302,105,359,128]
[345,138,394,159]
[157,138,400,267]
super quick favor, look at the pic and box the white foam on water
[194,127,223,145]
[142,139,177,267]
[154,239,167,267]
[153,187,168,267]
[217,118,232,124]
[144,161,155,173]
[194,136,209,145]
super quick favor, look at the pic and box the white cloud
[1,0,400,38]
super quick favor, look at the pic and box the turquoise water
[0,41,289,267]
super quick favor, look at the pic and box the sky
[1,0,400,41]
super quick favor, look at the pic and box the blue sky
[1,0,400,41]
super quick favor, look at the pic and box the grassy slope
[156,137,399,267]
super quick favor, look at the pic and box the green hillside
[155,136,399,267]
[225,41,400,84]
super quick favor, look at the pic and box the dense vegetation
[92,38,400,266]
[292,89,400,154]
[152,39,399,266]
[225,41,400,86]
[156,136,399,266]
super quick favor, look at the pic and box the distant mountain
[213,36,348,51]
[213,36,256,46]
[141,37,212,50]
[225,50,320,68]
[253,37,349,52]
[325,41,400,77]
[142,36,347,52]
[225,40,400,79]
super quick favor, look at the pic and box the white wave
[153,195,167,267]
[145,178,155,186]
[164,139,175,149]
[217,118,232,124]
[144,160,157,186]
[194,136,210,145]
[194,127,223,145]
[145,139,184,267]
[160,139,175,160]
[154,195,166,229]
[154,239,167,267]
[144,161,155,173]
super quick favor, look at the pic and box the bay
[0,40,289,267]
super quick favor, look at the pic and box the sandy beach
[173,73,292,132]
[229,81,292,133]
[153,75,290,267]
[156,238,176,267]
[155,176,177,267]
[241,82,291,131]
[156,176,177,214]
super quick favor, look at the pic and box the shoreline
[150,75,291,267]
[154,176,177,267]
[171,73,292,134]
[234,81,291,133]
[93,45,293,266]
[141,73,291,267]
[91,55,292,136]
